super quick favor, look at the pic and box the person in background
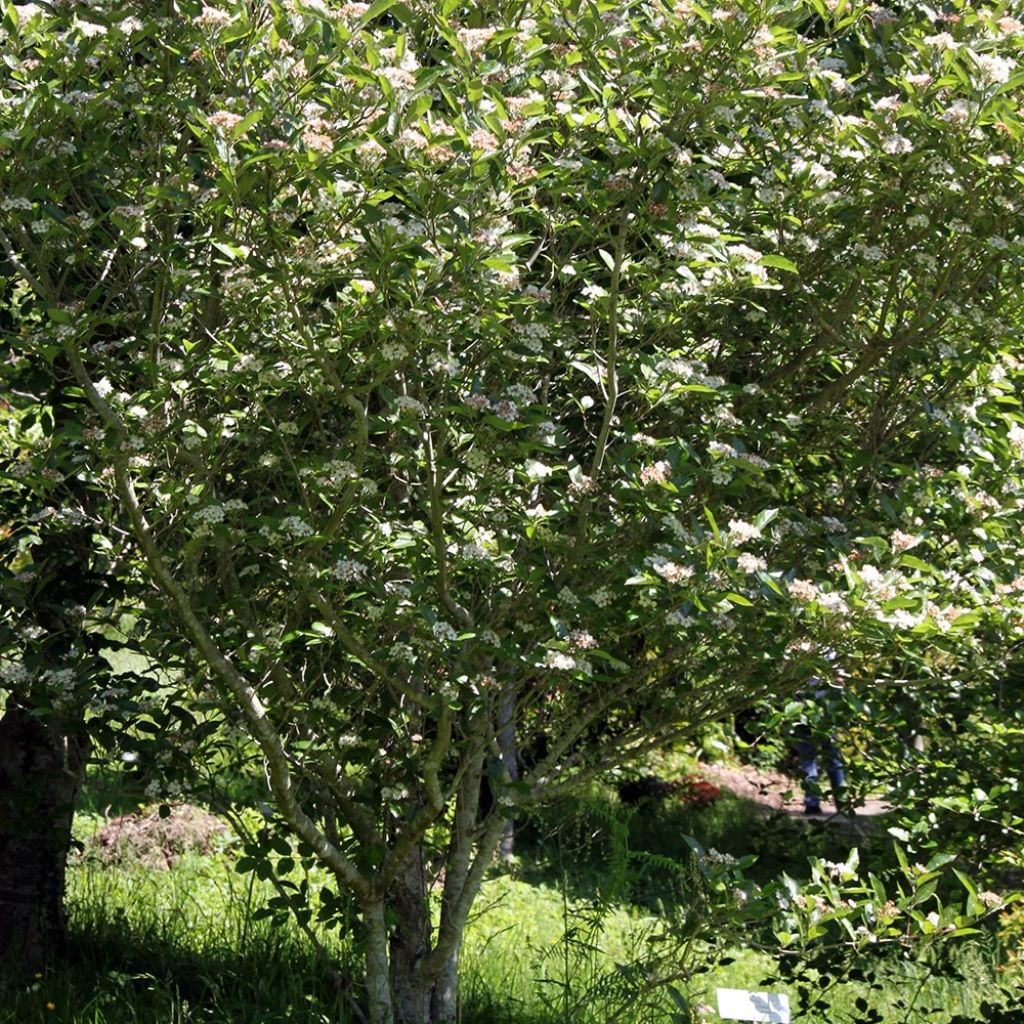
[795,655,849,816]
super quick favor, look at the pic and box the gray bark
[389,849,433,1024]
[497,685,518,862]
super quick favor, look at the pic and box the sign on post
[715,988,791,1024]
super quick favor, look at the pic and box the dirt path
[702,762,892,823]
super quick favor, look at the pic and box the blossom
[817,591,850,617]
[506,384,536,405]
[394,395,427,417]
[456,27,497,52]
[1007,423,1024,454]
[890,529,919,553]
[736,552,766,573]
[882,134,913,155]
[303,130,334,153]
[648,556,694,584]
[974,53,1015,85]
[544,650,576,671]
[567,630,596,650]
[279,515,314,538]
[639,461,671,485]
[493,400,520,422]
[432,621,458,642]
[469,128,499,154]
[208,111,244,132]
[728,518,761,544]
[333,558,368,581]
[787,578,819,602]
[196,6,232,28]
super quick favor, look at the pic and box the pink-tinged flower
[208,111,244,132]
[727,518,761,544]
[567,629,596,650]
[737,552,766,574]
[493,399,520,422]
[890,529,918,553]
[195,5,231,28]
[639,461,671,485]
[469,128,499,153]
[303,130,334,154]
[787,578,818,602]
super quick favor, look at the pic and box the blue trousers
[795,723,846,810]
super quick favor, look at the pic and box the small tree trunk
[0,703,86,974]
[364,899,395,1024]
[497,685,518,862]
[430,941,461,1024]
[389,848,434,1024]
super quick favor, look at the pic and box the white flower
[333,558,368,581]
[506,384,536,405]
[882,134,913,155]
[432,620,458,642]
[381,341,408,361]
[666,609,695,627]
[394,395,427,417]
[493,399,520,422]
[639,461,671,485]
[647,556,694,584]
[787,578,818,602]
[737,552,766,573]
[890,529,919,552]
[974,53,1015,85]
[279,515,314,538]
[728,518,761,544]
[196,6,232,28]
[1008,423,1024,454]
[195,505,225,525]
[544,650,577,671]
[818,591,850,616]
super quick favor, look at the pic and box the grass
[0,776,1020,1023]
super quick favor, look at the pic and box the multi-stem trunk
[0,703,87,974]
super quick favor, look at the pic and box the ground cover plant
[3,0,1024,1021]
[1,782,1020,1024]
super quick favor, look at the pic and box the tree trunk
[389,848,434,1024]
[0,703,86,974]
[430,941,461,1024]
[497,686,518,862]
[364,899,395,1024]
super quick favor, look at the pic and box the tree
[3,0,1024,1020]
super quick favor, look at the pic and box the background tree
[3,0,1024,1021]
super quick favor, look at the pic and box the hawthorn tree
[3,0,1024,1020]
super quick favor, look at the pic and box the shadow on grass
[511,784,899,911]
[0,858,360,1024]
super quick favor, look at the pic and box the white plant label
[715,987,791,1023]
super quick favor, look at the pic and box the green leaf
[703,506,720,541]
[760,254,799,273]
[899,554,933,572]
[360,0,403,22]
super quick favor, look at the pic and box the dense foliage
[3,0,1024,1020]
